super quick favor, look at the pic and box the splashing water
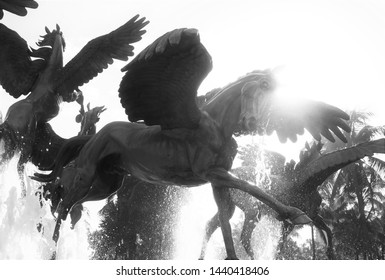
[249,216,281,259]
[0,155,92,259]
[173,185,282,260]
[173,136,284,260]
[173,185,217,259]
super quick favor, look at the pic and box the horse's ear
[241,81,258,94]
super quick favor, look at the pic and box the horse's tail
[31,135,92,183]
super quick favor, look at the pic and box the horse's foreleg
[70,204,84,229]
[199,212,220,260]
[205,168,312,226]
[240,209,260,260]
[53,215,63,243]
[313,215,334,259]
[53,169,94,242]
[212,186,237,260]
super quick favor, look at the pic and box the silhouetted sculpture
[0,0,38,19]
[200,139,385,259]
[0,15,148,194]
[34,28,351,259]
[40,95,106,220]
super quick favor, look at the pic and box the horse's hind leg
[199,212,220,260]
[206,168,312,225]
[240,209,260,259]
[212,185,237,260]
[313,215,334,259]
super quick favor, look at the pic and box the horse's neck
[201,84,242,138]
[27,35,64,104]
[40,35,64,83]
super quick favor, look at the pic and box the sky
[1,0,385,161]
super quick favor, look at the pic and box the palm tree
[319,110,385,259]
[89,177,189,260]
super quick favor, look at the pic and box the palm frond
[365,157,385,179]
[355,125,385,143]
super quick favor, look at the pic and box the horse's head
[239,74,275,135]
[30,25,65,72]
[201,69,276,137]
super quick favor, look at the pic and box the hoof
[291,213,312,225]
[225,257,239,260]
[288,208,312,225]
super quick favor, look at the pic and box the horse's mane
[29,25,65,62]
[196,88,221,108]
[197,69,273,107]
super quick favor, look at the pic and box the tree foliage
[89,177,189,259]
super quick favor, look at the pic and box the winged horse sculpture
[0,0,38,19]
[33,28,351,259]
[38,95,106,228]
[199,138,385,259]
[0,15,148,194]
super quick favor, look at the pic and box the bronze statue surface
[0,0,38,19]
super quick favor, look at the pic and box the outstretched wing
[0,23,41,97]
[119,28,212,129]
[0,0,38,19]
[267,97,351,143]
[54,15,148,96]
[296,138,385,189]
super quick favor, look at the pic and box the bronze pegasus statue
[34,28,352,259]
[199,138,385,259]
[0,15,148,194]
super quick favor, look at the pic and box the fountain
[1,130,313,260]
[0,154,92,259]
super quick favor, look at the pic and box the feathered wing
[0,0,38,19]
[54,15,149,97]
[296,138,385,190]
[0,23,41,97]
[119,28,212,129]
[267,97,351,143]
